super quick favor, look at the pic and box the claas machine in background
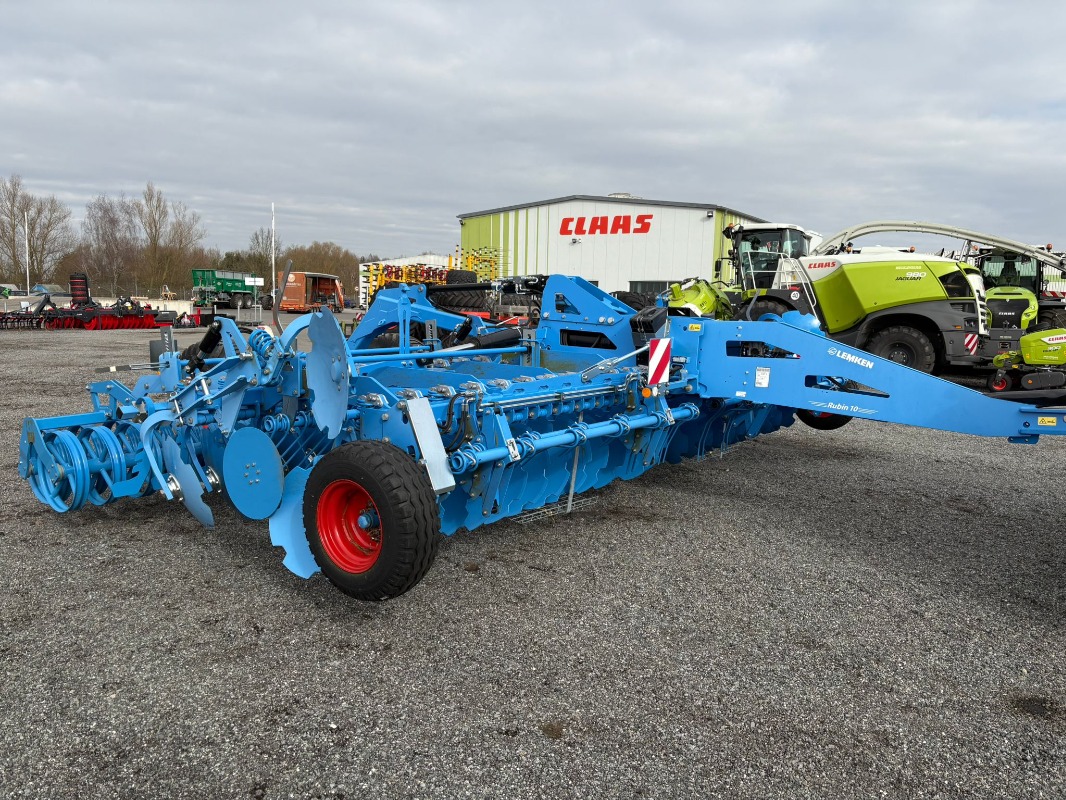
[18,274,1066,600]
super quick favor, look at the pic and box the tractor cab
[733,224,814,293]
[977,250,1040,330]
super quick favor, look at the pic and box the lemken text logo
[827,346,874,369]
[560,215,653,236]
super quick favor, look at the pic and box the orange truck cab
[278,271,345,313]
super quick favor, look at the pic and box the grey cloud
[4,1,1066,257]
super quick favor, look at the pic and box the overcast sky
[5,1,1065,258]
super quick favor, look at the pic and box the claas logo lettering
[559,215,653,236]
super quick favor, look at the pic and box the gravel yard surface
[1,328,1064,799]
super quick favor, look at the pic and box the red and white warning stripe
[648,338,672,385]
[964,333,979,355]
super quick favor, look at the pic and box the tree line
[0,175,383,298]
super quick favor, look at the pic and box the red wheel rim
[991,376,1009,392]
[317,479,382,573]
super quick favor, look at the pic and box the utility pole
[24,211,30,295]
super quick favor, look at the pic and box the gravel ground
[1,328,1065,799]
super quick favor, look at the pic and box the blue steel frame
[17,275,1066,585]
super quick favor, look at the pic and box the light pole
[24,211,30,295]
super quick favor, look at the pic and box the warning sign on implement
[649,338,671,385]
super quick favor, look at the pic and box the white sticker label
[755,367,770,388]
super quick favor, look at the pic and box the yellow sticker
[1038,416,1057,426]
[687,324,702,332]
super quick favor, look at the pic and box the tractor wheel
[228,295,241,310]
[796,409,852,430]
[445,269,479,284]
[1030,309,1066,332]
[436,289,489,311]
[743,298,789,321]
[611,290,650,311]
[303,441,440,600]
[241,294,252,309]
[866,325,936,373]
[261,294,273,311]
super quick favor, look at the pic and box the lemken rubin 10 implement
[17,275,1066,599]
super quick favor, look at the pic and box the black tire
[866,325,936,373]
[436,289,489,310]
[241,294,252,309]
[303,441,440,600]
[369,331,400,349]
[180,340,225,361]
[1030,309,1066,333]
[796,409,853,430]
[611,290,650,311]
[260,294,273,311]
[743,298,789,321]
[369,331,423,349]
[445,269,478,285]
[228,295,241,310]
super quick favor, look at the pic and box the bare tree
[81,194,142,296]
[134,182,205,293]
[29,195,77,283]
[283,241,365,296]
[136,182,169,289]
[166,200,206,253]
[248,227,283,278]
[0,174,76,288]
[163,200,206,289]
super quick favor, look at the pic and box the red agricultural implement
[1,273,177,331]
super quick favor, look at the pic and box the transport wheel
[261,294,273,311]
[986,370,1017,392]
[796,409,852,430]
[743,298,789,321]
[228,295,241,310]
[866,325,936,373]
[303,441,440,600]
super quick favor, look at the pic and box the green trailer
[191,269,263,309]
